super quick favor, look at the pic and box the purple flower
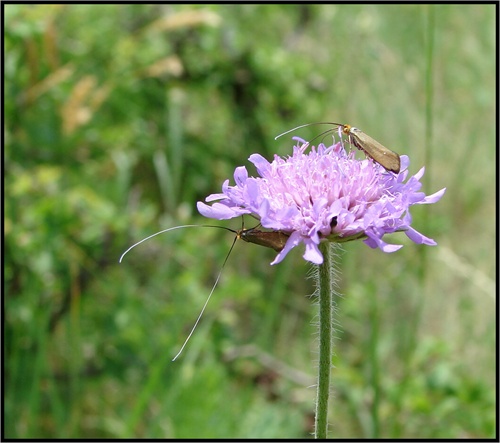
[197,139,446,265]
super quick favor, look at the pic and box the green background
[4,4,496,439]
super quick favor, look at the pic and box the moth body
[341,124,401,173]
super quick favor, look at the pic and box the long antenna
[171,234,239,361]
[274,121,343,140]
[119,220,250,361]
[119,224,236,263]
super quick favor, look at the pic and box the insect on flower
[275,121,401,173]
[339,124,401,173]
[119,219,289,360]
[239,227,290,252]
[119,222,289,264]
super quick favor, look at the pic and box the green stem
[314,241,338,439]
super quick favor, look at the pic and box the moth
[119,220,290,360]
[338,124,400,173]
[119,223,289,264]
[275,121,401,173]
[238,226,289,252]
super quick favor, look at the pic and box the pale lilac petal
[303,240,324,264]
[270,231,302,265]
[245,179,261,203]
[364,233,403,252]
[205,193,227,202]
[249,153,271,176]
[414,166,425,181]
[196,202,249,219]
[405,226,437,245]
[400,155,410,171]
[233,166,248,186]
[417,187,446,204]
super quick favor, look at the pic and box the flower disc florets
[197,139,446,265]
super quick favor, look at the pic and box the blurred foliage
[4,4,496,439]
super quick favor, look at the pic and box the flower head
[198,139,446,265]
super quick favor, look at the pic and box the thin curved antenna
[119,218,262,361]
[305,127,340,147]
[274,121,344,140]
[172,233,239,361]
[119,224,236,263]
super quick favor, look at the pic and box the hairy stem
[314,241,338,439]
